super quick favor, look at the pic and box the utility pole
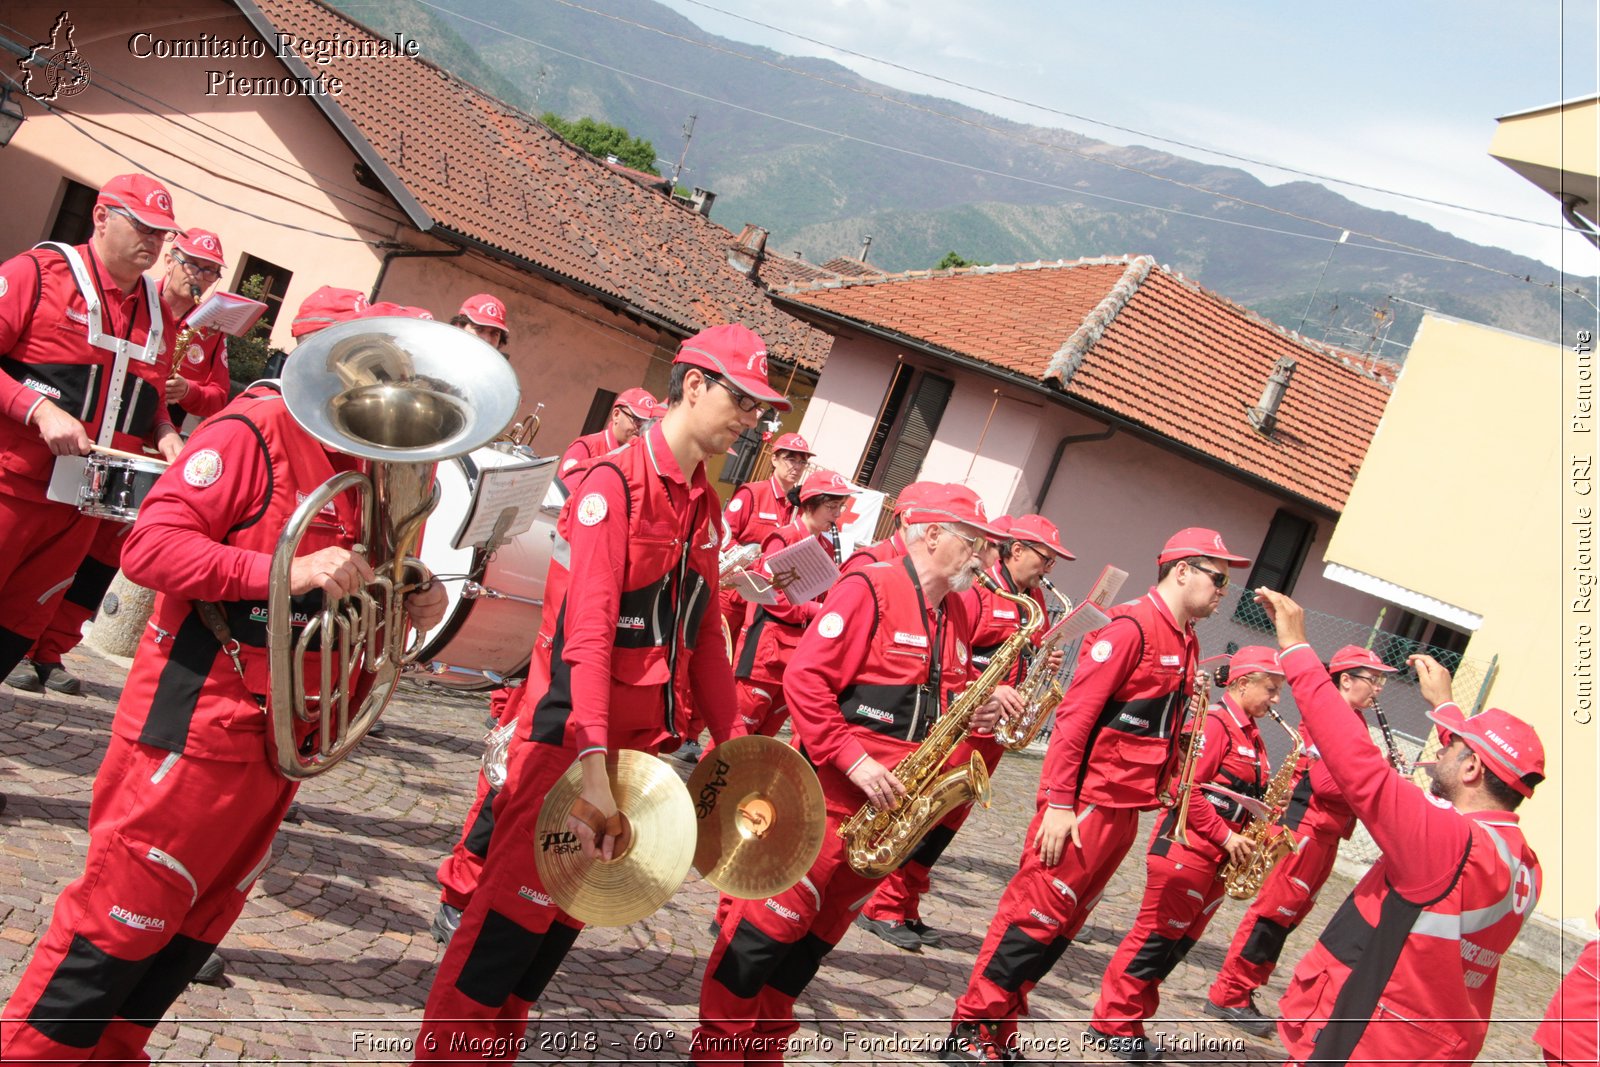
[670,113,697,191]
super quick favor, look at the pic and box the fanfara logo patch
[183,449,223,487]
[1090,638,1114,663]
[0,276,7,298]
[576,493,608,526]
[186,343,205,365]
[816,612,845,639]
[109,904,165,931]
[892,631,928,648]
[727,496,743,513]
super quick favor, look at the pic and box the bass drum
[411,443,556,690]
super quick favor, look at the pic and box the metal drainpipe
[1560,195,1600,251]
[1033,425,1117,511]
[369,246,466,303]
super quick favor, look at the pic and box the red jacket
[733,517,829,687]
[115,385,363,761]
[558,426,621,480]
[724,474,794,547]
[0,242,176,497]
[1038,588,1199,811]
[1150,694,1269,866]
[170,304,232,419]
[1283,713,1360,841]
[841,531,906,576]
[530,423,735,754]
[1275,645,1542,1067]
[964,559,1048,684]
[1535,914,1599,1066]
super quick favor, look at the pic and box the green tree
[540,113,659,175]
[936,251,990,270]
[225,274,284,389]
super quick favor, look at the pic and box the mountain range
[327,0,1589,355]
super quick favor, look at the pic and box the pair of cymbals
[533,736,824,926]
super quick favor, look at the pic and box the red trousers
[950,804,1141,1040]
[435,685,526,910]
[1093,848,1228,1036]
[1207,830,1341,1007]
[731,679,788,738]
[861,734,1004,924]
[1,735,294,1062]
[694,769,882,1066]
[0,491,99,676]
[29,518,128,664]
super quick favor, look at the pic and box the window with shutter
[49,180,97,245]
[579,388,618,437]
[1235,509,1316,624]
[857,369,953,496]
[855,364,914,484]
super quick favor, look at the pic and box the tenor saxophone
[839,573,1044,878]
[1219,707,1304,900]
[1158,668,1212,845]
[994,579,1071,751]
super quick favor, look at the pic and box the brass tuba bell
[268,317,521,779]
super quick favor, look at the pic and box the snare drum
[78,453,169,522]
[411,443,557,690]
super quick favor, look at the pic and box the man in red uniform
[0,173,184,703]
[837,480,941,575]
[1535,912,1599,1066]
[1089,646,1284,1057]
[717,431,813,659]
[7,228,237,696]
[452,292,510,350]
[411,323,788,1062]
[1204,643,1398,1035]
[557,386,660,478]
[941,526,1249,1064]
[0,375,449,1062]
[1254,591,1544,1067]
[859,513,1072,951]
[261,285,369,378]
[693,486,1017,1065]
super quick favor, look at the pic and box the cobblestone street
[0,644,1564,1064]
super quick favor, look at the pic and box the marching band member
[1089,646,1282,1054]
[941,528,1247,1065]
[262,285,369,377]
[717,432,813,671]
[1203,644,1398,1035]
[858,514,1071,952]
[411,324,787,1062]
[8,229,234,697]
[0,174,183,705]
[1254,593,1544,1067]
[557,387,660,478]
[730,467,855,738]
[452,292,510,351]
[694,485,1015,1065]
[838,480,941,575]
[0,369,448,1062]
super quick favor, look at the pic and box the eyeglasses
[108,207,174,242]
[1021,542,1057,571]
[174,252,221,280]
[703,373,764,414]
[1187,561,1230,590]
[1349,672,1388,689]
[941,525,989,556]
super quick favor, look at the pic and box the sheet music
[1039,600,1112,649]
[1086,564,1129,608]
[451,457,558,551]
[761,535,839,605]
[185,291,269,337]
[729,568,779,606]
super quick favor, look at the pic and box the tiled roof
[241,0,830,369]
[777,257,1391,512]
[821,257,889,278]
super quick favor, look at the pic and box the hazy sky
[639,0,1599,279]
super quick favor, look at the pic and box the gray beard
[949,565,979,594]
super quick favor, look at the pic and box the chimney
[859,235,873,263]
[1249,356,1297,435]
[728,224,768,278]
[690,187,717,217]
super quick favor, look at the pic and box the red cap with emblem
[291,286,369,338]
[363,302,434,320]
[1426,705,1545,798]
[1158,526,1251,567]
[898,483,1009,539]
[772,432,814,456]
[174,228,225,267]
[1327,645,1399,674]
[891,481,942,516]
[1007,513,1075,561]
[798,469,855,502]
[97,173,180,232]
[675,324,791,412]
[458,293,509,336]
[614,387,660,419]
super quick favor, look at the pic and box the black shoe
[0,793,7,816]
[671,739,703,764]
[366,719,388,737]
[1203,996,1276,1037]
[940,1022,1022,1064]
[191,953,226,985]
[707,918,721,937]
[855,914,922,952]
[36,662,81,696]
[430,902,462,944]
[283,803,303,823]
[1089,1028,1163,1062]
[906,917,943,947]
[5,659,43,693]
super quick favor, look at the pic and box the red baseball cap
[1426,705,1546,798]
[364,302,434,320]
[798,469,855,502]
[772,432,815,456]
[614,387,660,419]
[97,174,180,232]
[1228,645,1284,678]
[1158,527,1251,568]
[291,286,369,338]
[899,483,1009,539]
[892,481,942,516]
[1328,645,1399,674]
[459,293,509,336]
[675,324,792,412]
[1007,513,1076,561]
[175,228,225,267]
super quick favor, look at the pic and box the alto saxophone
[994,579,1072,751]
[1219,707,1304,899]
[839,573,1044,878]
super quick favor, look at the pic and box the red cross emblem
[835,493,865,530]
[1512,864,1533,915]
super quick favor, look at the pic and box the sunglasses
[108,207,174,242]
[1187,561,1230,590]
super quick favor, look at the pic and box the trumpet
[1159,668,1212,845]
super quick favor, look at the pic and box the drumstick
[89,443,170,467]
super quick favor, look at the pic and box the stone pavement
[0,644,1565,1065]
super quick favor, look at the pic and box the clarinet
[828,521,843,567]
[1371,698,1410,774]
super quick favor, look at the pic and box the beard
[949,563,981,594]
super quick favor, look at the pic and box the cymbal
[534,750,696,926]
[687,734,826,900]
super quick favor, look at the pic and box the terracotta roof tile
[778,257,1389,512]
[246,0,829,369]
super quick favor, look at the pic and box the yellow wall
[1327,314,1594,930]
[1490,97,1600,226]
